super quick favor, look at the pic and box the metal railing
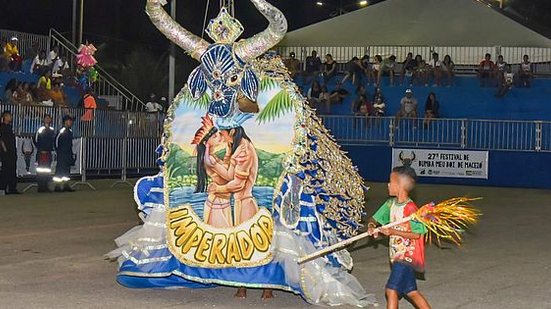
[2,104,161,138]
[277,46,551,74]
[48,29,146,111]
[319,115,551,152]
[0,29,49,58]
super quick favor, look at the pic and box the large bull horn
[146,0,209,61]
[234,0,288,62]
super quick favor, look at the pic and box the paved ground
[1,180,550,309]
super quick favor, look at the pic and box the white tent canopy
[280,0,551,47]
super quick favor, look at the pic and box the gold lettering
[168,207,189,222]
[195,231,213,262]
[208,233,227,264]
[258,215,274,243]
[249,223,270,252]
[226,233,242,263]
[236,230,255,261]
[181,226,204,254]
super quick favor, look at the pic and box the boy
[368,166,431,309]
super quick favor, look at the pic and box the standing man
[34,114,56,193]
[0,111,19,194]
[54,115,75,192]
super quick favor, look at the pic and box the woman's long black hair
[228,126,251,156]
[194,142,208,193]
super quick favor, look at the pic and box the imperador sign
[391,148,489,179]
[167,205,274,268]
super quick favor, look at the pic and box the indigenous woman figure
[192,114,233,228]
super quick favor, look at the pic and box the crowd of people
[284,50,537,125]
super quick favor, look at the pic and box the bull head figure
[146,0,288,120]
[399,151,416,167]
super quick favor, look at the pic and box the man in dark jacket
[0,110,18,194]
[54,115,75,192]
[34,114,55,192]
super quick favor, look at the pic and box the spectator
[50,83,68,107]
[496,65,515,98]
[12,82,32,105]
[145,93,163,113]
[441,55,455,86]
[495,55,507,88]
[356,84,369,98]
[4,79,18,104]
[352,94,371,128]
[478,53,495,87]
[283,52,301,79]
[159,96,169,111]
[322,54,338,85]
[396,89,418,120]
[401,52,415,86]
[37,71,53,101]
[378,55,396,86]
[20,83,34,105]
[423,92,440,128]
[341,56,363,87]
[518,55,533,88]
[52,54,70,77]
[81,88,97,122]
[307,81,323,106]
[428,52,442,86]
[413,55,429,86]
[329,82,349,105]
[319,86,331,114]
[372,87,385,103]
[0,40,9,72]
[372,97,386,117]
[4,37,22,71]
[48,46,60,64]
[31,50,49,75]
[372,55,382,85]
[360,55,374,85]
[304,50,322,83]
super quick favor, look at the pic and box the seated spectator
[4,37,22,71]
[428,52,442,86]
[396,89,418,120]
[360,55,374,85]
[319,86,331,114]
[4,79,18,104]
[307,81,323,106]
[283,52,301,79]
[352,94,372,128]
[423,92,440,128]
[322,54,338,85]
[401,52,415,86]
[356,84,369,98]
[37,71,53,101]
[495,55,507,87]
[31,50,49,75]
[478,53,495,87]
[413,55,429,86]
[145,93,162,113]
[518,55,533,88]
[20,83,34,105]
[372,97,386,117]
[48,46,60,64]
[52,54,71,77]
[378,55,396,86]
[441,55,455,86]
[341,57,364,87]
[372,87,385,103]
[81,88,97,121]
[50,83,68,107]
[329,82,349,105]
[496,65,515,98]
[12,82,33,105]
[304,50,321,84]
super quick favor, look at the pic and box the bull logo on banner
[399,151,417,167]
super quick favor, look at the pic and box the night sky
[1,0,376,51]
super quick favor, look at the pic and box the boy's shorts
[386,262,418,297]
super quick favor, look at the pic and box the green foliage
[260,76,279,92]
[257,89,294,124]
[183,90,211,110]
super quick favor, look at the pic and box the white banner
[16,137,83,177]
[391,148,489,179]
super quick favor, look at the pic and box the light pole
[79,0,84,46]
[72,0,77,45]
[168,0,177,102]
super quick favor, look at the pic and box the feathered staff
[297,197,481,264]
